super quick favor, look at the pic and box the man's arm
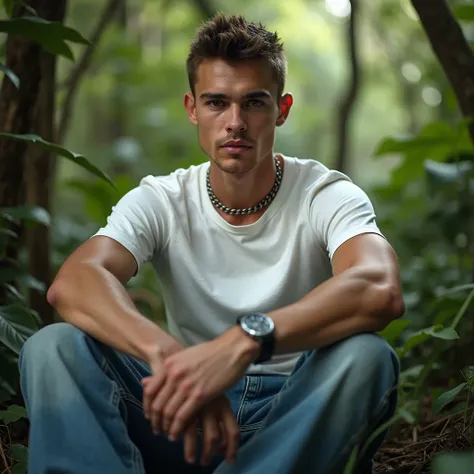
[266,232,405,353]
[47,236,183,363]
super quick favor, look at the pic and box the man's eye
[246,99,265,109]
[207,100,225,108]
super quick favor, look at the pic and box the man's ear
[184,92,198,125]
[276,93,293,126]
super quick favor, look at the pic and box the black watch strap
[253,334,275,364]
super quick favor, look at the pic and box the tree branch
[411,0,474,140]
[333,0,361,173]
[57,0,124,144]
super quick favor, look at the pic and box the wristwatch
[236,312,275,364]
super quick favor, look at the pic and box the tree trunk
[25,0,67,326]
[334,0,361,173]
[108,0,128,147]
[0,2,43,304]
[411,0,474,140]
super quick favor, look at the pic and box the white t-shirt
[94,156,383,375]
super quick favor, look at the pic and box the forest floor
[373,395,474,473]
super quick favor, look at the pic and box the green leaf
[433,383,468,415]
[10,443,28,465]
[0,404,27,423]
[398,406,416,424]
[399,328,432,356]
[400,364,424,380]
[0,63,19,88]
[454,5,474,22]
[0,17,90,60]
[0,205,50,226]
[0,133,114,186]
[0,304,38,354]
[21,274,46,293]
[0,267,23,284]
[438,284,474,296]
[378,319,410,346]
[374,136,453,157]
[374,121,473,159]
[2,0,17,16]
[424,159,472,186]
[0,386,12,403]
[0,227,18,238]
[451,287,474,330]
[11,463,28,474]
[423,326,459,340]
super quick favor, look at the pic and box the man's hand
[143,326,259,440]
[183,395,240,466]
[142,340,185,429]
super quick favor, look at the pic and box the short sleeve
[92,176,171,271]
[308,177,384,260]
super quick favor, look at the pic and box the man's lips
[221,140,252,148]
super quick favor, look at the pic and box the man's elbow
[369,282,405,331]
[46,279,62,308]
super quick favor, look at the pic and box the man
[20,13,404,474]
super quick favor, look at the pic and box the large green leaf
[0,133,114,186]
[378,319,410,346]
[10,444,28,474]
[398,324,458,357]
[0,304,38,354]
[423,326,459,340]
[0,204,51,226]
[0,267,23,284]
[0,63,19,88]
[454,5,474,22]
[433,383,468,415]
[374,121,473,159]
[424,159,473,186]
[2,0,18,17]
[0,404,27,423]
[0,17,90,60]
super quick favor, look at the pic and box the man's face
[184,58,292,174]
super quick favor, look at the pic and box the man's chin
[212,156,254,174]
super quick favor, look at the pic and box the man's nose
[225,104,247,133]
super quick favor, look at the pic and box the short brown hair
[186,14,286,97]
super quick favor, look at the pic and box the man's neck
[207,154,284,226]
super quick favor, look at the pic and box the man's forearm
[48,263,182,362]
[268,266,404,354]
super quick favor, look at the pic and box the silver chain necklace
[206,156,283,215]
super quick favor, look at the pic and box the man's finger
[142,373,165,421]
[200,413,220,467]
[150,380,175,435]
[162,389,187,434]
[183,421,198,465]
[168,394,203,440]
[221,408,240,464]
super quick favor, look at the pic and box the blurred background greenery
[1,0,474,472]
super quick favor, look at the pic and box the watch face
[241,313,274,337]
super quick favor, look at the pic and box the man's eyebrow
[198,91,272,101]
[244,91,272,100]
[199,92,227,101]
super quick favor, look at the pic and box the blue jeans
[19,323,399,474]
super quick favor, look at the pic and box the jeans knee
[20,322,85,371]
[338,333,399,384]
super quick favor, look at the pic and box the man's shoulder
[284,155,352,191]
[138,162,207,195]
